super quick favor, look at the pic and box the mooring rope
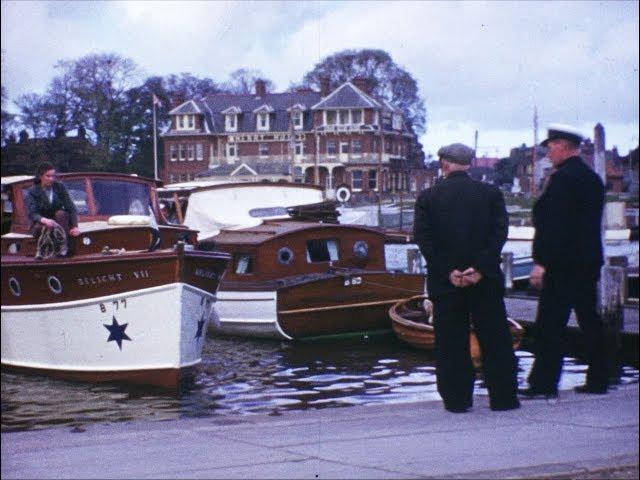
[35,224,67,259]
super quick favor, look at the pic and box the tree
[1,85,16,144]
[493,157,516,186]
[15,93,50,138]
[222,68,275,95]
[301,49,426,135]
[164,73,222,105]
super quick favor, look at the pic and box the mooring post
[599,263,625,384]
[501,251,514,292]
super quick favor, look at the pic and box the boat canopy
[184,184,325,240]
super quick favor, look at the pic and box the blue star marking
[103,316,132,350]
[194,313,205,340]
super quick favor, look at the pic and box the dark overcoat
[25,181,78,229]
[414,171,508,297]
[532,156,604,275]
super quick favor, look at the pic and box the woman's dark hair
[34,161,56,184]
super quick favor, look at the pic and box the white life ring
[336,186,351,203]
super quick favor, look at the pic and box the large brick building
[160,78,422,196]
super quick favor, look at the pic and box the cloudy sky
[1,0,638,157]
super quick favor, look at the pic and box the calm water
[2,333,638,432]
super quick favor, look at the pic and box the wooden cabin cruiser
[199,220,425,340]
[1,173,229,389]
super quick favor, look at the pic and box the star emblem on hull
[103,316,132,350]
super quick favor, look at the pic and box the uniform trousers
[432,282,519,410]
[527,269,608,393]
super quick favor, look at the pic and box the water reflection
[2,334,638,432]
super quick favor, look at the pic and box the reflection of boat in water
[389,295,523,368]
[1,173,229,389]
[161,182,426,339]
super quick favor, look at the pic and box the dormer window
[176,114,195,131]
[352,109,362,124]
[338,110,349,125]
[257,112,269,131]
[326,111,336,125]
[292,110,302,129]
[392,113,403,130]
[225,114,237,132]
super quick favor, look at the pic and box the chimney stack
[320,77,330,97]
[255,79,266,97]
[351,77,370,94]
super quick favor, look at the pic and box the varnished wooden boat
[1,173,230,389]
[389,295,523,367]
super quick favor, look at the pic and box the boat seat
[107,215,151,227]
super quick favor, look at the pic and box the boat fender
[335,185,351,203]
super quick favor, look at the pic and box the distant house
[160,78,422,198]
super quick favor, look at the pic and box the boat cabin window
[92,180,152,216]
[63,180,90,215]
[277,247,294,265]
[306,239,339,263]
[234,254,253,274]
[1,188,14,235]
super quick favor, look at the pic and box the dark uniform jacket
[25,181,78,228]
[414,171,508,297]
[532,156,604,275]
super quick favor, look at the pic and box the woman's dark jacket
[25,181,78,228]
[532,156,604,276]
[414,171,508,297]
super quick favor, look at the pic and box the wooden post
[407,247,424,274]
[501,251,514,292]
[599,264,625,383]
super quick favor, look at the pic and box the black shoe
[491,401,521,411]
[518,387,558,400]
[574,384,608,394]
[444,404,471,413]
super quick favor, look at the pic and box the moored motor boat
[389,294,523,368]
[1,173,229,389]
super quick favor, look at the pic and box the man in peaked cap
[414,143,520,413]
[521,123,608,399]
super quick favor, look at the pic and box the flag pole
[153,97,158,181]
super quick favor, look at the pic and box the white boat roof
[158,179,246,193]
[1,175,34,187]
[184,183,325,240]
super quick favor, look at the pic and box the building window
[257,113,269,131]
[352,170,363,191]
[196,143,204,161]
[227,143,237,157]
[341,142,349,154]
[352,140,362,154]
[170,145,177,161]
[292,110,302,129]
[225,114,237,132]
[187,144,195,161]
[295,142,304,155]
[188,115,194,129]
[369,169,377,190]
[179,144,185,161]
[327,140,337,155]
[339,110,349,125]
[259,143,269,157]
[352,110,362,124]
[392,113,402,130]
[326,111,336,125]
[177,116,184,129]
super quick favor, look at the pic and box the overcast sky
[1,0,638,158]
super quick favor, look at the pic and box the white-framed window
[352,140,362,155]
[225,114,237,132]
[227,143,237,157]
[170,145,177,161]
[196,143,203,161]
[179,144,185,161]
[326,111,336,125]
[338,110,349,125]
[295,142,304,155]
[259,143,269,157]
[177,116,184,129]
[292,110,303,130]
[352,109,362,124]
[340,141,349,154]
[188,115,194,129]
[326,140,337,155]
[187,144,195,161]
[392,113,402,130]
[257,112,269,131]
[368,169,377,191]
[352,170,363,191]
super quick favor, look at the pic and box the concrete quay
[2,383,638,479]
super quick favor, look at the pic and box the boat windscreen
[92,180,152,216]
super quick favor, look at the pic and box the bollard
[501,252,514,292]
[599,265,625,384]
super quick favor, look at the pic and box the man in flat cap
[414,143,520,413]
[521,124,608,399]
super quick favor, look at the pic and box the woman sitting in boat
[25,161,80,257]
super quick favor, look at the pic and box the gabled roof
[252,104,275,114]
[231,163,258,176]
[287,103,307,111]
[311,82,381,110]
[221,105,243,114]
[168,100,203,115]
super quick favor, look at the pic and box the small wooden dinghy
[389,295,523,368]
